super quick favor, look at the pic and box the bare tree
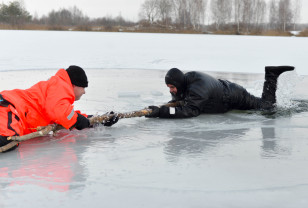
[70,6,88,25]
[233,0,244,33]
[172,0,190,28]
[268,0,279,30]
[189,0,207,30]
[278,0,293,31]
[241,0,254,32]
[237,0,266,33]
[139,0,159,24]
[252,0,266,32]
[156,0,173,26]
[292,0,302,30]
[210,0,232,30]
[45,6,89,27]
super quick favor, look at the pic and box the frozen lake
[0,30,307,75]
[0,30,308,207]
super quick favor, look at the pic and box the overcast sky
[1,0,308,23]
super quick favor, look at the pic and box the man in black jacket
[146,66,294,118]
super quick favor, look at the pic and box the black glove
[74,113,90,130]
[145,106,160,118]
[102,111,119,127]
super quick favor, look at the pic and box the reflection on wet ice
[0,131,89,192]
[1,69,308,207]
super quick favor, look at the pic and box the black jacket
[159,71,263,118]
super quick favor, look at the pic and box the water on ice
[1,30,308,208]
[0,68,308,208]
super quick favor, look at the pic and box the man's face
[167,84,177,95]
[73,85,85,101]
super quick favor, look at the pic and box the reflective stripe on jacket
[0,69,78,134]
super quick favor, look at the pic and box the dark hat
[66,65,88,88]
[165,68,185,89]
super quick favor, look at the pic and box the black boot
[265,66,294,77]
[261,66,295,106]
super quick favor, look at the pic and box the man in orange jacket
[0,65,118,152]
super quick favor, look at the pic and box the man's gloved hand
[75,113,90,130]
[145,106,160,118]
[102,111,119,127]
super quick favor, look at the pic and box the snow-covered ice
[0,30,308,208]
[0,30,307,75]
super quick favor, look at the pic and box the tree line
[0,0,306,35]
[0,1,31,26]
[0,1,134,31]
[139,0,207,31]
[139,0,304,34]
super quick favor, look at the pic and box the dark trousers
[224,79,276,111]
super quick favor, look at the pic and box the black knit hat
[66,65,88,88]
[165,68,185,89]
[165,68,186,96]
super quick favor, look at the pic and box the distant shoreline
[1,25,307,37]
[1,1,308,38]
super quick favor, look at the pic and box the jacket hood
[165,68,186,97]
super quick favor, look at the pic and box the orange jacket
[1,69,79,135]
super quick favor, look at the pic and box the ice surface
[150,90,163,96]
[0,30,308,208]
[0,30,307,75]
[0,69,308,208]
[118,91,141,97]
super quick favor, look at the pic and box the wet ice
[0,69,308,208]
[0,31,308,208]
